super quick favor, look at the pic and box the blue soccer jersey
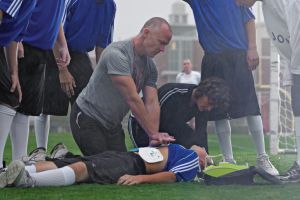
[0,0,36,46]
[63,0,116,53]
[22,0,65,50]
[165,144,200,182]
[183,0,254,53]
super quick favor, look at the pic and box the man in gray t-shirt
[70,17,175,156]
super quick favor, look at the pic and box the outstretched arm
[111,75,175,145]
[117,172,176,185]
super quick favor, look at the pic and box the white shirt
[176,71,201,85]
[262,0,300,75]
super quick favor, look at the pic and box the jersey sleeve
[0,0,23,18]
[101,47,131,76]
[169,151,200,182]
[241,6,255,24]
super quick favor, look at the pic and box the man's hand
[10,73,22,102]
[247,48,259,70]
[59,68,76,97]
[149,132,175,146]
[117,174,143,186]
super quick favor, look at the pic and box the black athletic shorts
[52,151,146,184]
[17,43,68,116]
[201,50,261,120]
[0,47,19,108]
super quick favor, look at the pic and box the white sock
[294,117,300,165]
[215,119,234,162]
[31,166,76,187]
[0,105,16,168]
[25,165,37,174]
[10,112,30,160]
[34,114,50,149]
[246,115,267,157]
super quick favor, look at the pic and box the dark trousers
[70,103,127,156]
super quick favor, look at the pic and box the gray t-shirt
[76,40,158,129]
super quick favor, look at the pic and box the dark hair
[140,17,172,33]
[193,77,230,112]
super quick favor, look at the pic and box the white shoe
[13,165,35,188]
[0,160,24,188]
[257,155,279,176]
[22,147,46,165]
[49,143,68,159]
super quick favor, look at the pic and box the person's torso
[177,71,201,84]
[77,40,157,129]
[22,0,65,50]
[158,83,198,126]
[184,0,253,53]
[64,0,116,52]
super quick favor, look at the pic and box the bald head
[140,17,173,34]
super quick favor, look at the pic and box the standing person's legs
[34,114,50,149]
[0,47,20,168]
[0,106,15,168]
[12,43,48,159]
[215,119,235,163]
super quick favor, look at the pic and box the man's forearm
[137,172,176,184]
[5,41,18,76]
[246,19,257,50]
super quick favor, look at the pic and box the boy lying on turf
[0,144,207,188]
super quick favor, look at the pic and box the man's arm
[117,172,176,185]
[4,41,22,102]
[95,46,104,64]
[0,10,3,24]
[246,19,259,70]
[55,24,76,97]
[111,75,175,145]
[142,86,160,134]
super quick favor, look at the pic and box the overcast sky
[113,0,195,41]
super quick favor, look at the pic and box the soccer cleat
[49,143,69,159]
[13,165,35,188]
[279,161,300,183]
[22,147,46,165]
[0,160,25,188]
[256,155,279,176]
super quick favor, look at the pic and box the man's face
[143,24,172,58]
[235,0,257,7]
[195,96,213,112]
[183,60,192,74]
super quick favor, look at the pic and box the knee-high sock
[30,166,76,187]
[215,119,234,161]
[10,112,30,160]
[246,115,267,157]
[295,117,300,165]
[0,105,16,168]
[34,114,50,149]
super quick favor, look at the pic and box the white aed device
[138,147,164,163]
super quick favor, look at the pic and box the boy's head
[192,77,230,113]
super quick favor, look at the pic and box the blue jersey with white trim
[22,0,65,50]
[0,0,36,46]
[183,0,254,53]
[0,0,23,18]
[165,144,200,182]
[64,0,116,53]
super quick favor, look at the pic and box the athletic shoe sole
[0,161,24,188]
